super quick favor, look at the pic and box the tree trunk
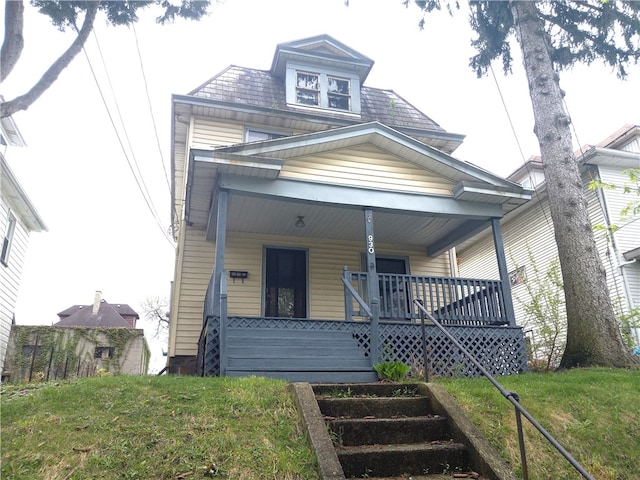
[1,0,25,83]
[0,1,100,118]
[510,1,633,368]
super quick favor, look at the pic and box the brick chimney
[92,290,102,315]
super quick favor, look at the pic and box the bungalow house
[167,35,533,381]
[457,125,640,367]
[1,110,47,376]
[1,292,149,382]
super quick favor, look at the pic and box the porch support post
[491,217,516,326]
[214,190,229,375]
[364,208,380,364]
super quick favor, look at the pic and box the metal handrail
[413,298,594,480]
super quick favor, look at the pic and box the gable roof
[186,122,536,258]
[270,34,375,82]
[55,300,139,328]
[208,121,525,193]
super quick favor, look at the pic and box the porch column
[491,217,516,327]
[364,208,380,363]
[213,189,229,375]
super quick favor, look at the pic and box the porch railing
[344,269,510,326]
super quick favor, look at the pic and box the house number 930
[367,235,375,254]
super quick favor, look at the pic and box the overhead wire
[131,22,172,195]
[131,22,180,238]
[78,27,175,248]
[488,63,554,233]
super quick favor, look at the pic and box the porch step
[313,383,479,478]
[224,327,377,383]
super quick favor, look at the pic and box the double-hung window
[293,71,352,111]
[327,76,350,110]
[295,72,320,106]
[1,211,16,267]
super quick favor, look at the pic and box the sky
[2,0,639,372]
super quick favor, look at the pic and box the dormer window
[327,76,350,110]
[290,69,355,112]
[296,72,320,106]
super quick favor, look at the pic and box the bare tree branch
[0,1,99,118]
[141,296,170,338]
[1,0,25,83]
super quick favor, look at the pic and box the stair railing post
[417,298,429,383]
[343,266,353,321]
[510,392,530,480]
[219,270,228,377]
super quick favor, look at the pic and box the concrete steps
[313,383,486,479]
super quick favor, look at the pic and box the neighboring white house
[457,125,640,364]
[0,112,47,376]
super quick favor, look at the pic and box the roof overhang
[182,122,531,256]
[623,247,640,262]
[0,156,47,232]
[580,146,640,169]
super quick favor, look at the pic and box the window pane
[296,72,320,106]
[1,213,16,266]
[328,94,350,110]
[328,77,349,94]
[297,90,319,106]
[297,72,319,90]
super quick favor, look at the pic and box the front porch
[196,264,528,381]
[169,122,533,379]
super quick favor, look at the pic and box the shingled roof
[55,296,139,329]
[189,65,447,135]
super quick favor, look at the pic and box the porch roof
[186,122,531,256]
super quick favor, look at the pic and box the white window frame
[244,128,288,143]
[286,64,361,114]
[1,211,16,267]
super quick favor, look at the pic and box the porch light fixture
[295,216,305,228]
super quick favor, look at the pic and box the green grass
[434,367,640,479]
[1,375,317,480]
[2,368,638,479]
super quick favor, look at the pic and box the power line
[131,23,172,195]
[80,31,175,248]
[488,63,554,233]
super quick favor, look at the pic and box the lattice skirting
[199,316,528,378]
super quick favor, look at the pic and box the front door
[376,257,410,319]
[265,248,307,318]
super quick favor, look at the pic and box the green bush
[374,361,410,381]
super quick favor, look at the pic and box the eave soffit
[0,156,47,232]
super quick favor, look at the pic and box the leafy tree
[410,0,640,368]
[1,0,211,118]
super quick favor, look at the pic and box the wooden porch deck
[196,270,527,382]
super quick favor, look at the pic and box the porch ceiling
[185,160,504,256]
[206,193,473,250]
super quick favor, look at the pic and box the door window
[265,248,307,318]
